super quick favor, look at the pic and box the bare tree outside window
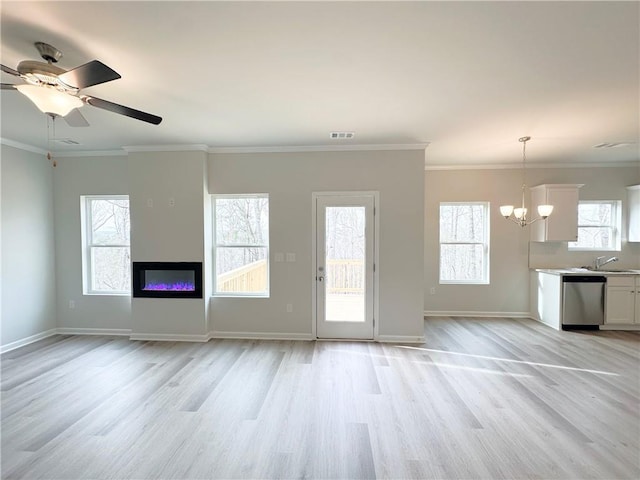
[83,196,130,293]
[439,202,489,284]
[569,201,620,251]
[214,195,269,295]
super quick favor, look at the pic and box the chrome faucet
[594,256,619,270]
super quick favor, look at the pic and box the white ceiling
[1,1,639,167]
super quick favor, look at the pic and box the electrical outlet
[430,287,436,295]
[147,198,153,208]
[286,303,293,313]
[286,253,296,263]
[168,197,175,207]
[69,300,75,309]
[274,252,284,262]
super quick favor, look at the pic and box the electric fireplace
[132,262,203,298]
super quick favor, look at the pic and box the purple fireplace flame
[143,281,195,291]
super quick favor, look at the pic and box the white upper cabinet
[530,184,583,242]
[627,185,640,242]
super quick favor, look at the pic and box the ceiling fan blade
[1,83,17,90]
[84,95,162,125]
[58,60,121,89]
[64,108,90,127]
[1,64,20,77]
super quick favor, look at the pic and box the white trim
[425,161,640,171]
[56,150,126,157]
[209,143,429,154]
[600,324,640,331]
[424,311,532,318]
[129,333,210,342]
[376,335,425,344]
[124,144,209,153]
[0,329,58,354]
[57,328,132,336]
[311,191,379,340]
[208,331,314,341]
[0,138,47,155]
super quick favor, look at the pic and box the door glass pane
[325,206,365,322]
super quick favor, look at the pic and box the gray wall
[53,155,131,332]
[1,145,57,348]
[424,165,640,316]
[208,150,426,339]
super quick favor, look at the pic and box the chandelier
[500,136,553,227]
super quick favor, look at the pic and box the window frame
[439,201,490,285]
[212,193,270,297]
[81,195,131,296]
[568,200,622,252]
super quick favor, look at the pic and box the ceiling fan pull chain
[46,114,57,167]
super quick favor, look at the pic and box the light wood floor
[2,317,639,479]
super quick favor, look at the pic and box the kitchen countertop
[535,268,640,276]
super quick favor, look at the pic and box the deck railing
[217,258,365,294]
[217,259,268,292]
[326,259,364,295]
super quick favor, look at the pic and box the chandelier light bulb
[513,207,527,220]
[500,205,514,218]
[537,204,554,218]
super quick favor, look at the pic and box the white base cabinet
[605,276,640,325]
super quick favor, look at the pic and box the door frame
[311,191,380,340]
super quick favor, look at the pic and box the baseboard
[209,331,314,341]
[600,324,640,331]
[376,335,425,344]
[57,328,132,336]
[424,311,532,319]
[129,333,210,342]
[0,328,58,354]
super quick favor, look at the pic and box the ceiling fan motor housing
[17,60,78,93]
[34,42,62,63]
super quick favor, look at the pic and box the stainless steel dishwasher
[562,275,606,329]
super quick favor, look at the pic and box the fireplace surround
[132,262,203,298]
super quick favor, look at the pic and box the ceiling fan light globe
[16,84,82,117]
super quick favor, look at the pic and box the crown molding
[0,138,47,155]
[123,144,209,153]
[56,150,127,157]
[207,143,430,154]
[425,160,640,171]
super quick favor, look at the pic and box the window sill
[212,294,270,299]
[84,292,131,297]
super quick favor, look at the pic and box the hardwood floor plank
[2,321,639,479]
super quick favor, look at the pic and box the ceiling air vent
[593,142,633,148]
[54,138,81,145]
[330,131,355,139]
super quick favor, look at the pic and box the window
[213,194,269,296]
[569,201,621,251]
[81,196,131,294]
[439,202,489,284]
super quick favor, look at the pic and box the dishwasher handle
[562,275,607,283]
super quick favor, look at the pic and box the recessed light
[330,131,355,139]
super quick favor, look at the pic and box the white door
[314,194,375,339]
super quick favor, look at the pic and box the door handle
[317,276,324,282]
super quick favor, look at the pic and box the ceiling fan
[1,42,162,126]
